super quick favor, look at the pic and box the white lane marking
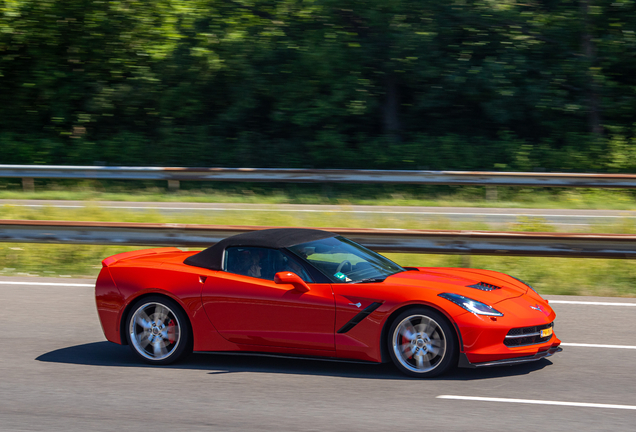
[0,281,93,287]
[436,395,636,411]
[561,343,636,350]
[549,300,636,306]
[11,205,84,208]
[4,203,635,218]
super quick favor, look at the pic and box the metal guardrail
[1,220,635,259]
[3,164,636,189]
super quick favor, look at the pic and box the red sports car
[95,228,561,377]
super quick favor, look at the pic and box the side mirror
[274,271,310,293]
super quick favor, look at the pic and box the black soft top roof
[183,228,336,270]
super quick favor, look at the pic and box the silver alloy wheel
[391,314,447,374]
[129,302,181,361]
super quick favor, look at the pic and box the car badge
[530,304,543,312]
[349,302,362,308]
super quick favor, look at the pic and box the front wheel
[125,295,192,365]
[388,308,457,378]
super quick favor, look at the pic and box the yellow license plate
[541,328,553,338]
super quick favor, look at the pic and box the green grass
[2,181,635,296]
[2,244,635,298]
[385,254,636,298]
[0,203,495,230]
[2,180,636,209]
[2,203,636,297]
[4,203,636,233]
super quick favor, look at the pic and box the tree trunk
[382,73,402,141]
[580,0,603,135]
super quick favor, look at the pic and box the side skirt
[194,351,381,365]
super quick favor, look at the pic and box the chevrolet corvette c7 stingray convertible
[95,228,561,377]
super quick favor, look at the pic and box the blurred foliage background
[1,0,636,171]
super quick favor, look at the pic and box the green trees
[1,1,635,171]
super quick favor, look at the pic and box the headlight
[438,293,504,317]
[510,276,537,294]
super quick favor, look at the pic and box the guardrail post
[22,177,34,193]
[168,180,180,191]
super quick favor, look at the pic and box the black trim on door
[337,302,383,334]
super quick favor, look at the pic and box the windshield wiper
[350,270,405,284]
[351,277,387,284]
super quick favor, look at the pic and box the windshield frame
[287,236,405,283]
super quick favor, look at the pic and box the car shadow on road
[36,341,552,381]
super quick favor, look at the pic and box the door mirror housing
[274,271,310,292]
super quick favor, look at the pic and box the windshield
[288,236,405,283]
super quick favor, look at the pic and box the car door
[201,247,336,351]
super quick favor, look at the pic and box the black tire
[125,295,192,365]
[387,307,457,378]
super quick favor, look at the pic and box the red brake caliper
[167,319,176,344]
[402,334,412,358]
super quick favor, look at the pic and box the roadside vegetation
[2,181,636,210]
[3,2,636,174]
[2,244,635,298]
[3,2,636,297]
[2,203,636,297]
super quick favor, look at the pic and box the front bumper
[458,345,563,368]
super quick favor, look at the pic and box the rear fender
[118,289,192,347]
[118,287,232,352]
[102,248,181,267]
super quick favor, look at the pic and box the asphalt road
[3,199,636,229]
[1,276,635,431]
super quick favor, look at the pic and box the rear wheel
[125,295,192,365]
[388,308,457,378]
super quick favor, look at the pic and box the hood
[386,267,528,303]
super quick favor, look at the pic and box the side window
[276,251,314,283]
[224,247,313,283]
[224,247,271,279]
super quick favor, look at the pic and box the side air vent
[467,282,501,291]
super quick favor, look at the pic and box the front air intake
[504,322,554,347]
